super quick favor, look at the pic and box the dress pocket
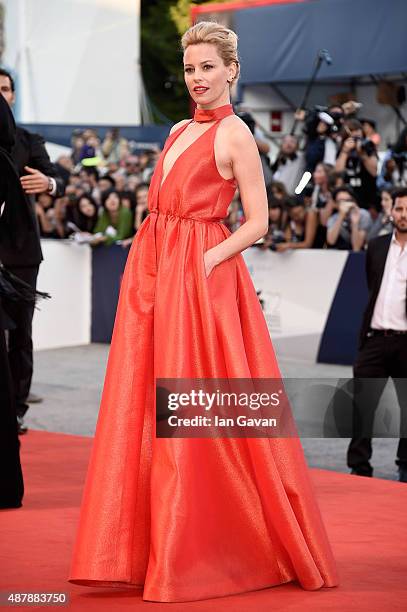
[202,249,216,281]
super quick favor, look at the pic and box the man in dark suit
[0,92,26,507]
[347,187,407,482]
[0,68,65,434]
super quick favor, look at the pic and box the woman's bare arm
[277,210,318,250]
[205,120,269,274]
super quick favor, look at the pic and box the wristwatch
[47,177,53,193]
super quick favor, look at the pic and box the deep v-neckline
[159,120,218,192]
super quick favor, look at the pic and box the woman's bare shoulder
[169,119,191,135]
[219,114,256,148]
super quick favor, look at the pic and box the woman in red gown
[68,21,339,602]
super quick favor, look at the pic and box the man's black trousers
[347,334,407,474]
[5,265,39,418]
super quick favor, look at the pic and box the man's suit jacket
[12,127,65,195]
[0,127,64,268]
[359,233,407,348]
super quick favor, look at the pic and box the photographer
[259,197,286,251]
[101,128,130,165]
[360,118,381,148]
[237,111,273,186]
[327,186,372,251]
[271,135,305,195]
[335,119,378,211]
[311,163,336,247]
[300,107,338,173]
[377,126,407,190]
[367,188,394,240]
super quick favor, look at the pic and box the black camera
[303,106,337,138]
[349,136,375,157]
[393,151,407,163]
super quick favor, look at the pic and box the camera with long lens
[314,105,342,134]
[303,106,338,138]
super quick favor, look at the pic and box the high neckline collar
[193,103,234,123]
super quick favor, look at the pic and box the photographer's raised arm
[360,151,377,177]
[319,194,336,226]
[327,207,347,246]
[349,207,366,251]
[335,139,352,172]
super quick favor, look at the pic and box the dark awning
[234,0,407,84]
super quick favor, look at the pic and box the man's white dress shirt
[371,231,407,330]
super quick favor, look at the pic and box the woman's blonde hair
[181,21,240,86]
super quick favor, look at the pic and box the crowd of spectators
[36,128,159,248]
[37,102,407,253]
[255,101,406,252]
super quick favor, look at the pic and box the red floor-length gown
[68,103,339,602]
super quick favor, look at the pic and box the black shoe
[398,466,407,483]
[27,393,43,404]
[17,415,28,435]
[350,468,373,477]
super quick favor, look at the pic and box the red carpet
[0,430,406,611]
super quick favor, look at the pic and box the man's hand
[342,100,360,116]
[294,109,306,121]
[20,166,50,194]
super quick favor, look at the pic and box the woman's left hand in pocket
[203,248,218,279]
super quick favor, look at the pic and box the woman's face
[38,194,53,208]
[317,121,328,134]
[313,163,327,185]
[79,198,96,217]
[74,137,84,149]
[183,43,235,108]
[105,192,121,212]
[289,206,305,223]
[269,207,281,222]
[362,122,374,137]
[139,153,149,168]
[69,175,81,187]
[114,175,126,191]
[271,186,285,200]
[381,190,393,215]
[136,187,148,207]
[127,175,140,191]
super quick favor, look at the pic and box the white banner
[33,242,348,361]
[242,248,348,361]
[33,241,91,350]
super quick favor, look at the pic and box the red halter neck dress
[68,103,339,602]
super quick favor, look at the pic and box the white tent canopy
[2,0,146,125]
